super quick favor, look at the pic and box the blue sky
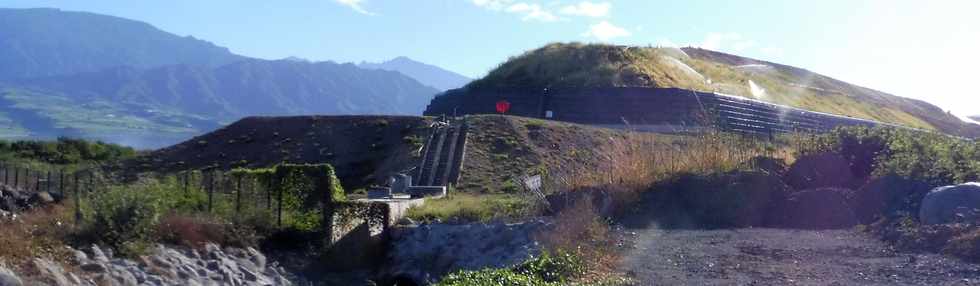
[2,0,978,116]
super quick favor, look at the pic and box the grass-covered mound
[460,43,980,137]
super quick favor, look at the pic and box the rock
[397,217,416,226]
[29,191,55,205]
[31,258,72,286]
[246,247,266,269]
[919,183,980,225]
[783,152,855,190]
[768,188,858,229]
[72,249,90,264]
[854,174,933,223]
[80,263,107,273]
[380,221,546,284]
[660,171,789,228]
[0,265,23,286]
[89,245,110,263]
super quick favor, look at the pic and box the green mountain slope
[0,8,441,149]
[0,8,244,79]
[463,43,980,137]
[0,59,439,148]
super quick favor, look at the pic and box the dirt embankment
[126,115,432,189]
[457,115,624,193]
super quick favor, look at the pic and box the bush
[436,251,584,286]
[0,137,135,165]
[656,171,789,228]
[818,126,980,186]
[944,228,980,262]
[406,193,530,223]
[78,186,165,255]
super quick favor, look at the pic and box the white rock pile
[7,243,291,286]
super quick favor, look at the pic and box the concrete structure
[425,87,892,135]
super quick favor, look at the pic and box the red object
[495,100,511,114]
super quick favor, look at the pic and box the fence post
[277,177,283,228]
[59,170,65,196]
[1,162,6,185]
[266,176,272,210]
[74,172,81,226]
[35,169,40,192]
[13,167,18,189]
[207,170,214,213]
[235,174,242,214]
[45,171,51,193]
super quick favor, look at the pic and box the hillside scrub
[818,126,980,186]
[54,163,343,258]
[0,137,135,165]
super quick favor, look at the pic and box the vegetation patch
[406,193,532,223]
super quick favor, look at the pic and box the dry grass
[533,128,797,284]
[552,129,793,210]
[535,198,622,284]
[0,204,74,272]
[945,228,980,262]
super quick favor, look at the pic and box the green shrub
[406,193,530,223]
[818,126,980,186]
[436,251,584,286]
[0,137,135,165]
[79,186,168,255]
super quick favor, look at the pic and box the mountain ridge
[0,8,442,148]
[0,7,245,79]
[359,56,471,91]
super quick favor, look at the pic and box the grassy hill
[463,43,980,138]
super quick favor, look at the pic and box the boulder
[31,258,72,286]
[663,171,789,228]
[768,188,859,229]
[29,192,55,206]
[783,152,855,190]
[854,174,933,224]
[919,183,980,225]
[0,265,22,286]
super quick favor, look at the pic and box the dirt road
[621,228,980,285]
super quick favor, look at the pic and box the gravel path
[622,228,980,285]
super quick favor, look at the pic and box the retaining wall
[425,87,885,134]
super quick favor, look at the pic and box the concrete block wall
[425,87,886,134]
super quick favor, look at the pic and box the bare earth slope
[623,228,980,285]
[128,115,432,189]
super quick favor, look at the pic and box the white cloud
[582,21,631,41]
[334,0,375,15]
[506,3,559,22]
[471,0,511,10]
[699,32,760,53]
[471,0,560,22]
[559,1,611,18]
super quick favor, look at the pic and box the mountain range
[0,8,465,148]
[358,57,471,91]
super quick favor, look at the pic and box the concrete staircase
[415,119,468,187]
